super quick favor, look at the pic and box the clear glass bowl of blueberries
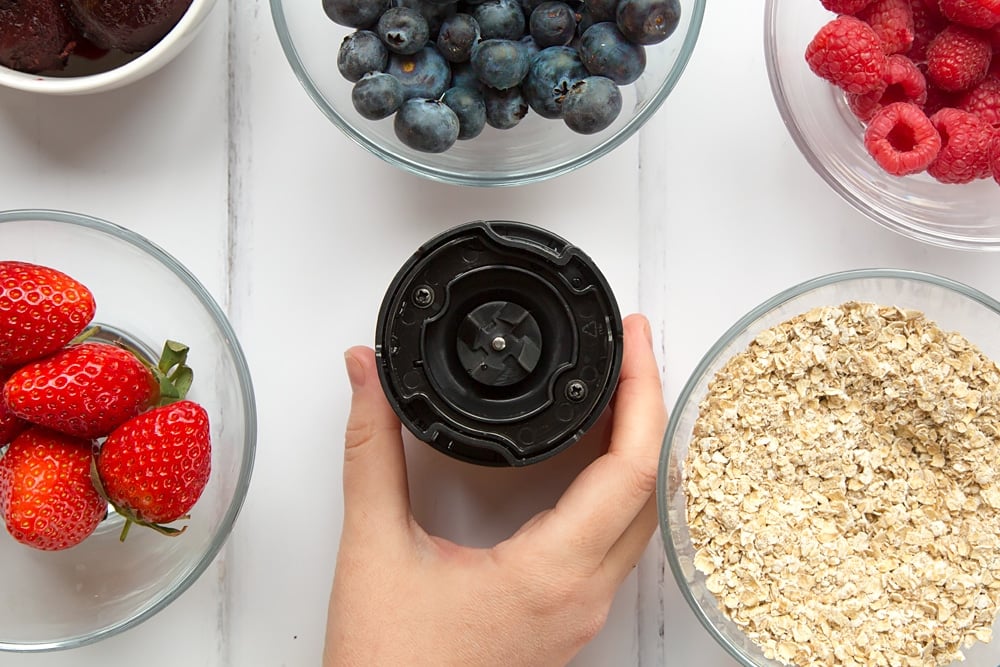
[271,0,704,185]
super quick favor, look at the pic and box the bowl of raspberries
[766,0,1000,250]
[0,0,218,95]
[271,0,705,185]
[0,209,255,651]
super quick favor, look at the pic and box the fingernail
[642,318,653,346]
[345,351,365,389]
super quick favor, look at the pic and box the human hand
[324,314,667,667]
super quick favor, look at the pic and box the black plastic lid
[375,221,623,467]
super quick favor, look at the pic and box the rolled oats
[685,302,1000,667]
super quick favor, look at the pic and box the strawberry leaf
[154,340,194,405]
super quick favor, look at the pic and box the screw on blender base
[412,286,434,308]
[565,380,587,402]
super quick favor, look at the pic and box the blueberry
[450,60,484,90]
[616,0,679,45]
[529,1,577,47]
[579,22,645,85]
[352,72,405,119]
[399,0,458,36]
[323,0,388,28]
[442,86,488,139]
[437,13,480,63]
[519,34,541,59]
[471,38,530,90]
[519,0,547,16]
[393,98,461,152]
[377,7,431,55]
[472,0,525,40]
[575,5,596,37]
[388,46,452,99]
[338,30,389,82]
[483,85,529,129]
[583,0,617,23]
[522,45,588,118]
[561,75,621,134]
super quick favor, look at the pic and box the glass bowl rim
[762,0,1000,252]
[269,0,707,187]
[656,267,1000,666]
[0,207,257,652]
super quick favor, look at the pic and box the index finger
[544,314,667,564]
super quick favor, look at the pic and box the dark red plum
[61,0,192,53]
[0,0,78,72]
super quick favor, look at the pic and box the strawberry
[94,400,211,540]
[0,367,27,446]
[0,427,105,551]
[3,342,158,439]
[0,261,96,367]
[3,337,193,440]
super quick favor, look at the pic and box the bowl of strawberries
[0,209,256,651]
[765,0,1000,250]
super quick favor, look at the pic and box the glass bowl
[271,0,704,186]
[0,0,218,95]
[0,209,256,652]
[764,0,1000,251]
[659,269,1000,667]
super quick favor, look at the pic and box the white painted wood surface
[4,1,1000,666]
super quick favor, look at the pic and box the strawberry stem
[89,456,189,542]
[70,326,101,345]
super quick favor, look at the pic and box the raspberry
[925,23,992,91]
[848,53,928,120]
[806,16,889,94]
[906,0,948,61]
[957,74,1000,126]
[990,132,1000,184]
[858,0,915,53]
[937,0,1000,29]
[863,101,942,174]
[927,107,994,181]
[821,0,876,13]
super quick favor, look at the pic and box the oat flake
[685,302,1000,667]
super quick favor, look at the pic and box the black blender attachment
[375,220,623,467]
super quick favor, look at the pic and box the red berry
[957,73,1000,126]
[864,101,942,174]
[859,0,916,54]
[989,132,1000,183]
[0,368,27,446]
[0,261,96,367]
[97,400,211,529]
[3,342,158,439]
[848,53,928,120]
[821,0,876,13]
[806,16,889,94]
[937,0,1000,29]
[906,0,948,61]
[0,427,104,551]
[927,107,994,181]
[925,23,993,91]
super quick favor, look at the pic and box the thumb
[342,346,411,531]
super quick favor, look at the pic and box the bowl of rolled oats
[659,268,1000,667]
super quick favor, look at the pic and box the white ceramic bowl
[765,0,1000,251]
[0,0,218,95]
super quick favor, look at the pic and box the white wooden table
[3,1,1000,665]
